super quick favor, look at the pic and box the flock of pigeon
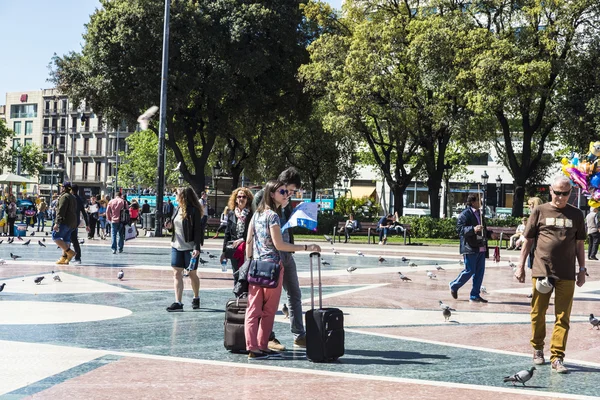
[0,231,87,264]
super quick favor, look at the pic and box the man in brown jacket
[53,182,78,265]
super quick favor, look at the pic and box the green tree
[0,119,15,172]
[50,0,307,195]
[12,144,45,177]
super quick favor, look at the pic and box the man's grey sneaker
[551,358,568,373]
[533,350,545,365]
[248,351,269,360]
[268,338,286,351]
[192,298,200,310]
[166,302,183,312]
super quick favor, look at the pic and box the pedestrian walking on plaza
[165,187,204,312]
[69,184,89,264]
[129,199,140,228]
[245,180,321,360]
[586,207,599,260]
[140,200,150,229]
[450,193,488,303]
[251,167,308,350]
[106,192,127,254]
[87,196,99,239]
[49,194,58,227]
[515,176,586,374]
[53,182,78,265]
[6,195,17,237]
[220,189,253,286]
[37,197,47,232]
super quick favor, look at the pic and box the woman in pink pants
[244,180,321,360]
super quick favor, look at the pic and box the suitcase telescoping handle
[309,251,322,310]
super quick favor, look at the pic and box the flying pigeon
[38,240,46,247]
[398,272,411,282]
[198,258,209,265]
[53,275,62,282]
[79,239,85,245]
[324,235,333,244]
[322,260,330,266]
[117,270,124,280]
[481,285,488,294]
[208,254,217,259]
[22,239,30,246]
[401,257,408,262]
[29,231,35,236]
[0,283,5,292]
[427,271,436,279]
[34,276,44,285]
[356,250,364,256]
[173,161,181,172]
[590,314,600,330]
[409,262,418,268]
[282,303,289,319]
[439,301,456,311]
[10,253,21,260]
[137,105,159,130]
[347,266,357,273]
[436,264,445,271]
[378,256,386,263]
[503,367,536,386]
[443,307,451,322]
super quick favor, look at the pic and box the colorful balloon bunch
[562,141,600,207]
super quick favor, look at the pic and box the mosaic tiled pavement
[1,230,600,399]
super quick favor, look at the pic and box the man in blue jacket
[450,193,488,303]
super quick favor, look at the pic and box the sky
[0,0,344,104]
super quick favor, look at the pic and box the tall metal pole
[115,126,120,195]
[155,0,170,237]
[50,146,55,198]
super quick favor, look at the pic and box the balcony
[72,175,101,183]
[43,109,58,117]
[57,108,67,116]
[42,144,66,152]
[43,162,65,170]
[80,126,91,134]
[42,127,50,134]
[57,126,67,134]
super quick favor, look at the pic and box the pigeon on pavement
[503,367,536,386]
[17,236,23,241]
[436,264,445,271]
[333,249,340,255]
[439,300,456,311]
[208,254,217,259]
[347,266,357,273]
[427,271,436,279]
[30,231,35,236]
[7,238,14,244]
[459,259,464,266]
[401,257,408,262]
[398,272,411,282]
[443,308,451,322]
[117,270,124,280]
[481,285,488,294]
[10,253,21,260]
[590,314,600,330]
[409,262,417,267]
[282,303,289,319]
[34,276,44,285]
[53,275,62,282]
[323,235,333,244]
[38,240,46,247]
[378,256,386,263]
[79,239,85,245]
[0,259,5,264]
[45,232,49,236]
[0,240,3,244]
[23,239,30,246]
[198,258,208,265]
[357,251,364,256]
[321,260,330,266]
[0,283,5,292]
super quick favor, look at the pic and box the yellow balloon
[588,199,600,208]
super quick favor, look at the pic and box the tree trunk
[392,185,404,216]
[189,177,205,198]
[310,177,317,202]
[230,165,242,190]
[428,185,441,219]
[512,183,526,217]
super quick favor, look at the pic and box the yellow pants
[530,278,575,361]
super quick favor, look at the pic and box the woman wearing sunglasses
[244,180,321,360]
[165,187,204,312]
[220,187,254,286]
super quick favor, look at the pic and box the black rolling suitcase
[224,295,248,353]
[305,252,344,362]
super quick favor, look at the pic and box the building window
[13,121,21,134]
[24,121,33,135]
[12,139,21,149]
[24,138,33,147]
[10,104,37,118]
[467,153,489,166]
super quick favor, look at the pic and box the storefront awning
[350,186,376,200]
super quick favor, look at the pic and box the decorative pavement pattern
[1,231,599,399]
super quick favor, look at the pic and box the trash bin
[14,223,27,237]
[144,213,155,230]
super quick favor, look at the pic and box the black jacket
[223,208,253,252]
[170,206,203,251]
[457,207,488,255]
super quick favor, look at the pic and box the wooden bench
[487,226,517,248]
[204,217,222,235]
[334,221,412,245]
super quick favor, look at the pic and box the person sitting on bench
[507,217,527,250]
[339,214,358,243]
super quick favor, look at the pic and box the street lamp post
[178,174,184,186]
[443,163,451,218]
[212,162,222,217]
[495,175,502,211]
[343,177,352,198]
[15,145,22,176]
[481,170,489,218]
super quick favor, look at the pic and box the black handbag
[247,259,281,289]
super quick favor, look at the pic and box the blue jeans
[378,227,389,241]
[37,212,45,231]
[280,251,305,338]
[111,222,125,252]
[450,252,486,299]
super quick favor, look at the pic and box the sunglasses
[277,189,289,196]
[552,189,571,196]
[237,195,247,199]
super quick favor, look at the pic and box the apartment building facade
[2,89,131,199]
